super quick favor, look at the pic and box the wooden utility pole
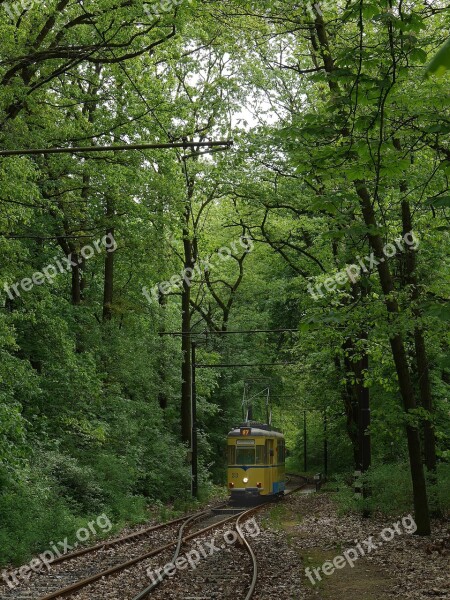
[191,342,198,498]
[303,410,307,472]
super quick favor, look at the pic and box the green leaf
[362,3,379,19]
[425,37,450,78]
[410,48,427,64]
[424,302,450,320]
[424,123,450,134]
[426,196,450,208]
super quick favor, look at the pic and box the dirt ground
[250,489,449,600]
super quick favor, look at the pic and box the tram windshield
[236,447,255,465]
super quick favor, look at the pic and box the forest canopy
[0,0,449,564]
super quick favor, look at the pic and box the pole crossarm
[160,328,299,336]
[0,140,233,157]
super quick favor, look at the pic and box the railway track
[0,505,226,600]
[1,477,311,600]
[130,476,311,600]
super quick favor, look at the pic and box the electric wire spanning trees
[0,140,233,156]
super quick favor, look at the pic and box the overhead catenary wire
[0,140,233,157]
[195,363,297,368]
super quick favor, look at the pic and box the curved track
[0,505,224,600]
[2,477,311,600]
[130,476,310,600]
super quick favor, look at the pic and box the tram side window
[228,445,236,465]
[277,441,285,463]
[279,441,285,462]
[266,440,274,464]
[236,447,255,465]
[256,446,266,465]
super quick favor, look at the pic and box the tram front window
[236,447,255,465]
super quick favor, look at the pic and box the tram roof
[227,422,284,438]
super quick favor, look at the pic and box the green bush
[85,452,147,524]
[139,435,191,502]
[0,450,150,567]
[364,463,414,515]
[327,473,362,514]
[333,462,450,518]
[44,451,106,514]
[428,462,450,517]
[0,472,77,565]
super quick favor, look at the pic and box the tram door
[266,439,274,493]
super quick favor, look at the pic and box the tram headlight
[243,477,249,483]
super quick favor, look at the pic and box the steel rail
[37,505,227,600]
[47,508,221,567]
[236,509,259,600]
[38,508,243,600]
[131,483,312,600]
[38,482,311,600]
[130,509,258,600]
[132,508,216,600]
[240,477,310,599]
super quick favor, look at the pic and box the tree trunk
[393,139,437,474]
[341,346,361,467]
[400,200,437,473]
[356,182,430,535]
[102,197,115,322]
[181,221,193,446]
[414,329,437,473]
[71,251,83,306]
[158,292,168,410]
[341,335,371,474]
[311,8,430,535]
[358,338,371,477]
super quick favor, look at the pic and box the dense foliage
[0,0,449,564]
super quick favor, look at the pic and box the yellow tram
[227,422,286,500]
